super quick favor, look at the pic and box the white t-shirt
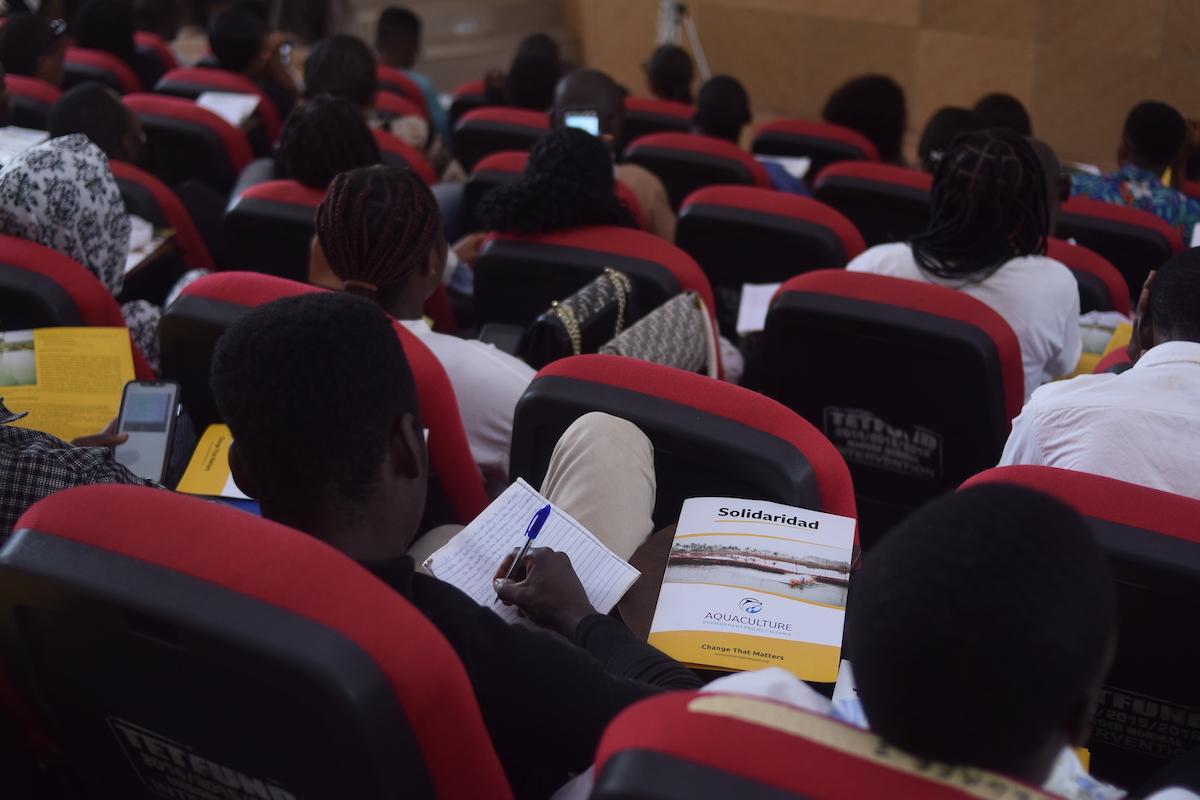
[998,341,1200,500]
[399,319,537,495]
[846,243,1082,403]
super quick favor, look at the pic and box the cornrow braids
[475,127,640,235]
[315,165,443,301]
[277,95,382,190]
[910,128,1049,281]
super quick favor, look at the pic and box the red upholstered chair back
[621,132,772,211]
[158,272,488,523]
[452,107,550,172]
[464,149,527,228]
[752,119,881,180]
[811,161,932,247]
[961,466,1200,787]
[617,96,695,153]
[110,159,217,274]
[1185,179,1200,201]
[591,692,1054,800]
[677,185,865,335]
[222,179,325,283]
[6,75,60,131]
[0,233,154,378]
[512,354,855,532]
[1093,347,1131,374]
[376,90,428,122]
[373,129,439,185]
[134,30,179,72]
[762,270,1023,548]
[63,47,143,94]
[448,79,486,127]
[0,485,511,799]
[1046,237,1130,316]
[124,93,253,195]
[376,65,430,118]
[153,66,282,143]
[1057,196,1184,300]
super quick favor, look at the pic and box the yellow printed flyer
[0,327,133,442]
[648,497,856,683]
[175,424,250,500]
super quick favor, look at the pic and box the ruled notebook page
[423,478,641,624]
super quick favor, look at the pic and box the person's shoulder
[616,163,667,192]
[845,242,912,274]
[1009,253,1078,287]
[1024,371,1121,411]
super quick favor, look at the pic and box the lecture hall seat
[752,119,881,182]
[62,47,143,94]
[376,65,430,119]
[451,107,550,172]
[5,75,61,131]
[811,161,932,247]
[222,179,326,283]
[110,159,217,275]
[134,31,179,73]
[153,66,282,145]
[1046,237,1130,316]
[621,132,772,212]
[617,96,696,154]
[448,79,486,127]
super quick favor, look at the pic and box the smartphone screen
[564,110,601,136]
[114,381,179,483]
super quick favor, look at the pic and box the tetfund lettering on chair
[823,407,942,481]
[109,717,300,800]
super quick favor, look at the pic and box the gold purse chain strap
[551,268,631,357]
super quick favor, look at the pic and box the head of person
[972,93,1032,136]
[133,0,179,41]
[910,128,1048,280]
[208,7,263,75]
[71,0,137,63]
[276,95,381,190]
[693,75,750,144]
[375,6,420,69]
[515,32,560,65]
[1028,137,1069,236]
[1120,101,1187,175]
[0,13,67,87]
[475,126,638,235]
[846,484,1116,784]
[916,107,986,173]
[48,80,146,165]
[304,34,378,109]
[213,292,427,557]
[1136,247,1200,351]
[504,53,559,111]
[552,68,626,152]
[313,164,444,320]
[645,44,692,104]
[822,74,907,164]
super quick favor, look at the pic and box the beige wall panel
[914,30,1035,137]
[1158,59,1200,123]
[802,0,918,27]
[573,0,658,93]
[1038,0,1165,60]
[804,16,918,121]
[1162,0,1200,62]
[919,0,1038,39]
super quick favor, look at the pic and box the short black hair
[304,34,378,108]
[973,93,1032,136]
[646,44,692,104]
[1124,101,1187,169]
[134,0,180,40]
[72,0,137,62]
[516,33,559,64]
[276,94,381,190]
[1149,247,1200,343]
[0,13,63,78]
[211,292,418,507]
[505,53,559,111]
[846,484,1116,776]
[48,81,132,157]
[376,6,420,52]
[822,74,906,164]
[694,75,750,143]
[917,106,986,171]
[208,8,263,74]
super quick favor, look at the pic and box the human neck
[380,285,428,322]
[1125,154,1168,178]
[259,496,411,563]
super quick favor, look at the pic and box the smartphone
[563,108,601,136]
[113,380,180,483]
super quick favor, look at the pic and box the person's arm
[997,400,1046,467]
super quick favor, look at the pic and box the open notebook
[423,479,641,625]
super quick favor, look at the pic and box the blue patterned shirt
[1071,164,1200,239]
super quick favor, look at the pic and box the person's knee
[563,412,652,459]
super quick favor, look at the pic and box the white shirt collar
[1132,340,1200,369]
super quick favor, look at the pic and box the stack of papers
[196,91,261,128]
[735,282,783,336]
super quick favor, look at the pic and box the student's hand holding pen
[493,548,598,639]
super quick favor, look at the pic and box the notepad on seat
[196,91,260,128]
[423,478,641,624]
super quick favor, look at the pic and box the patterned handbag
[599,291,719,378]
[519,268,636,369]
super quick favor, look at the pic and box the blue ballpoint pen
[504,503,553,581]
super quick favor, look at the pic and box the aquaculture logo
[740,597,763,614]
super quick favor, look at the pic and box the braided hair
[475,127,639,234]
[315,165,443,303]
[276,95,381,190]
[910,128,1049,281]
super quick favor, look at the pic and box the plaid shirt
[0,400,160,545]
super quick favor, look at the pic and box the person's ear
[1118,137,1131,166]
[388,412,424,480]
[1058,174,1072,203]
[228,441,260,499]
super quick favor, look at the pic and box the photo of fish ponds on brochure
[664,537,851,607]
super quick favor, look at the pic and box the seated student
[0,13,66,88]
[822,74,907,166]
[134,0,180,43]
[973,92,1032,136]
[645,44,692,104]
[500,53,559,111]
[553,68,676,243]
[275,94,381,190]
[692,74,808,196]
[1072,101,1200,239]
[916,106,985,173]
[72,0,164,90]
[210,291,701,796]
[999,249,1200,500]
[1029,137,1072,237]
[847,129,1081,403]
[207,6,298,120]
[481,33,566,108]
[375,7,451,147]
[312,165,537,495]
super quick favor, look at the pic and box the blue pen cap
[526,504,552,539]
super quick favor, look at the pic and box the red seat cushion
[373,129,438,186]
[624,132,772,189]
[65,47,143,94]
[124,92,253,177]
[470,150,530,176]
[1061,195,1185,253]
[134,31,179,71]
[813,161,932,192]
[1185,179,1200,202]
[624,96,695,121]
[377,65,430,118]
[109,159,216,274]
[754,119,881,162]
[1046,237,1130,317]
[453,79,486,98]
[376,91,427,121]
[457,107,551,130]
[5,74,61,106]
[155,66,281,143]
[1093,347,1132,374]
[236,178,327,207]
